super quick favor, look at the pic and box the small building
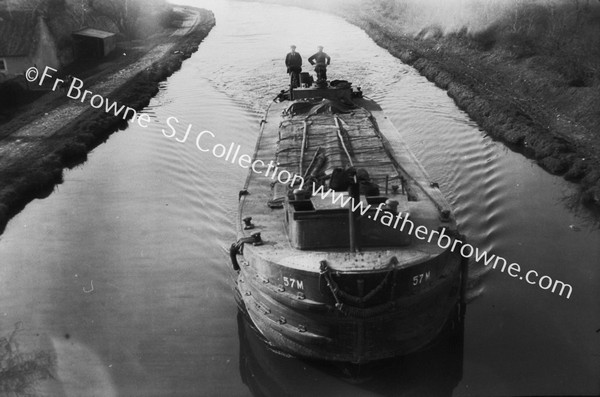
[0,10,60,83]
[72,28,117,59]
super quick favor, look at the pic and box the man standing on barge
[308,45,330,82]
[285,45,302,88]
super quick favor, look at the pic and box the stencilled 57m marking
[412,271,431,286]
[283,276,304,290]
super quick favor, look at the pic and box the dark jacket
[308,51,330,66]
[285,52,302,70]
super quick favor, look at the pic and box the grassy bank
[242,0,600,209]
[0,8,215,234]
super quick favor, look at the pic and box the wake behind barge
[231,80,467,363]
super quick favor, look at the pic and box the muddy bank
[352,23,600,208]
[0,8,215,234]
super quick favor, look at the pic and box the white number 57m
[412,271,431,286]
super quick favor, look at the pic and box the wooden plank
[237,97,456,273]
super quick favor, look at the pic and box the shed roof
[72,28,116,39]
[0,11,37,56]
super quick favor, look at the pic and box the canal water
[1,1,598,395]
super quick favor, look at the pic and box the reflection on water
[0,323,54,395]
[0,0,598,395]
[237,309,464,397]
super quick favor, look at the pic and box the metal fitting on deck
[251,232,263,246]
[243,217,255,230]
[440,209,451,222]
[319,260,329,273]
[385,199,399,214]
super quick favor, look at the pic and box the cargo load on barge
[230,77,467,363]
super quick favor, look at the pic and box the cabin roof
[72,27,115,39]
[0,11,37,57]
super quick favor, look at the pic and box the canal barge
[231,78,466,363]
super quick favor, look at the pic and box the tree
[89,0,141,38]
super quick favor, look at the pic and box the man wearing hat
[308,46,331,82]
[285,45,303,88]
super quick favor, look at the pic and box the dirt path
[0,7,215,234]
[0,7,200,164]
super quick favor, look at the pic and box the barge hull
[236,254,462,363]
[234,86,465,363]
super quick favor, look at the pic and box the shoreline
[0,7,216,235]
[351,22,600,208]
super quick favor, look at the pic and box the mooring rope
[319,258,397,311]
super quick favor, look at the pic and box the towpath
[0,7,202,166]
[0,7,215,233]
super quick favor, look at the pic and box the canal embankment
[0,7,216,234]
[237,0,600,211]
